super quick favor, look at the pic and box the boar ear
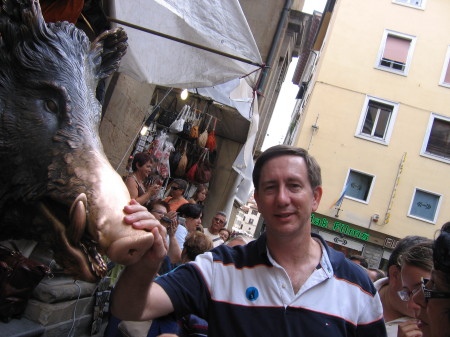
[90,27,127,80]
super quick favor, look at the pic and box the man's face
[170,184,184,197]
[254,155,322,238]
[210,214,226,233]
[150,204,167,222]
[400,263,431,317]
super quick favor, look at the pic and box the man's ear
[312,186,323,211]
[388,265,401,285]
[254,189,260,205]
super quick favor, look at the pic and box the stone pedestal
[0,243,112,337]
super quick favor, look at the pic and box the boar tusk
[37,201,99,282]
[68,194,88,245]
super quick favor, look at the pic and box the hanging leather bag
[169,104,190,134]
[206,117,217,151]
[195,150,213,184]
[197,115,211,148]
[181,105,195,138]
[0,242,51,322]
[175,143,188,177]
[157,96,178,127]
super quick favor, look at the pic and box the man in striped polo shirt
[113,145,387,337]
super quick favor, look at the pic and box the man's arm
[111,201,175,321]
[167,219,182,263]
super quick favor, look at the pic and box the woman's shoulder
[188,199,196,204]
[125,174,136,185]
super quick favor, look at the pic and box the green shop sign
[311,213,370,241]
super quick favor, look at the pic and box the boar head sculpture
[0,0,155,282]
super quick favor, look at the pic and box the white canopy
[110,0,261,207]
[110,0,262,88]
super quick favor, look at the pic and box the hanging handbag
[0,242,51,322]
[189,106,201,139]
[181,105,195,138]
[197,115,211,148]
[169,104,190,134]
[175,143,188,177]
[195,150,213,184]
[156,96,178,127]
[206,117,217,151]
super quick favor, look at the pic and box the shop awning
[109,0,262,89]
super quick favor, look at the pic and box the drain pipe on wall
[256,0,293,95]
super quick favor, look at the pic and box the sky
[261,0,327,151]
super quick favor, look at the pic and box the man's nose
[276,186,290,205]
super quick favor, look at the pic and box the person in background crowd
[163,179,189,212]
[226,234,253,247]
[374,235,432,337]
[204,211,227,247]
[180,231,213,264]
[188,184,208,205]
[412,222,450,337]
[148,200,182,265]
[176,203,204,234]
[112,145,386,336]
[368,268,386,283]
[218,228,231,243]
[397,241,433,337]
[350,255,369,268]
[125,152,160,206]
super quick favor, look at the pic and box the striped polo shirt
[156,233,387,337]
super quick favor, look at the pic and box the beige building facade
[288,0,450,267]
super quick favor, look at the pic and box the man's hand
[123,200,168,265]
[397,319,423,337]
[124,199,161,229]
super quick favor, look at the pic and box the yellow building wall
[295,0,450,240]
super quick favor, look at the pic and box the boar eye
[45,99,59,114]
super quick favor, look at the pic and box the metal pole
[108,17,263,68]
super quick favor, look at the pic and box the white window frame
[407,187,442,224]
[439,45,450,88]
[392,0,426,10]
[344,169,376,205]
[355,95,399,145]
[375,30,416,76]
[420,113,450,164]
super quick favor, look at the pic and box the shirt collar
[256,231,335,277]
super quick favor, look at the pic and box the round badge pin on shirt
[246,287,259,301]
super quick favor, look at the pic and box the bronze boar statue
[0,0,154,282]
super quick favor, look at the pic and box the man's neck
[208,228,219,235]
[267,233,318,265]
[266,233,322,293]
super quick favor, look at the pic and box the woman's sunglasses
[421,278,450,302]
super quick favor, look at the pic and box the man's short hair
[368,268,386,282]
[147,200,170,213]
[172,178,187,191]
[215,211,227,224]
[253,145,321,191]
[399,241,433,273]
[349,255,369,268]
[387,235,430,277]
